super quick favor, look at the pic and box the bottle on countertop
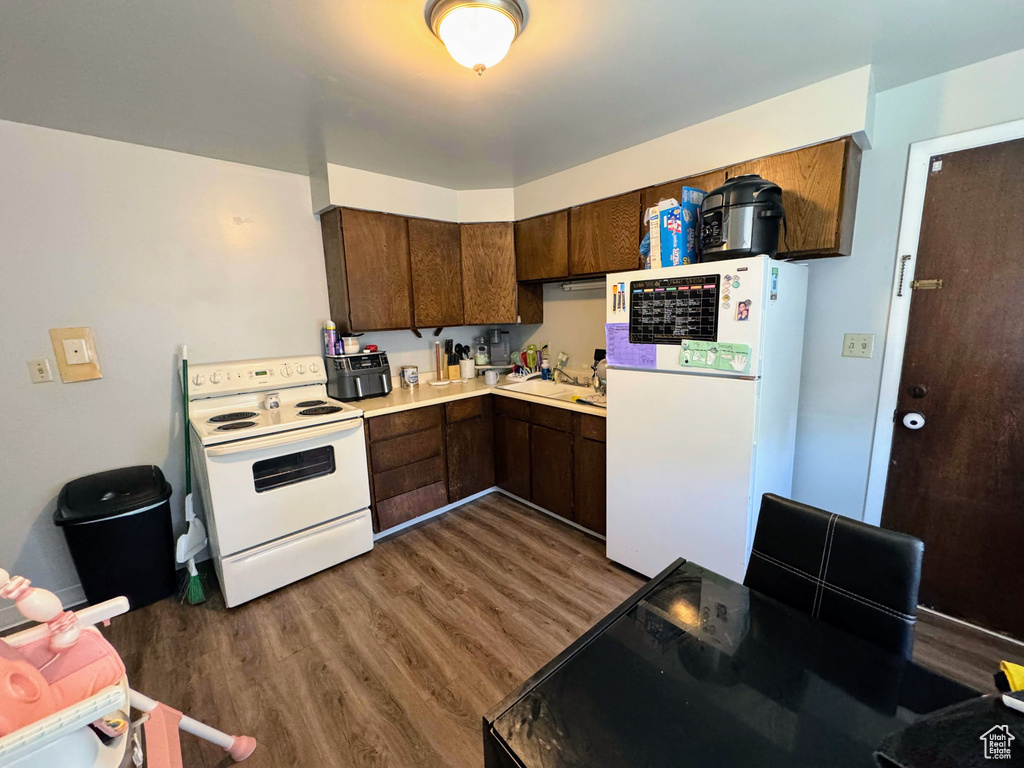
[541,360,551,381]
[322,321,338,358]
[474,336,490,366]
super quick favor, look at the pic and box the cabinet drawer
[370,428,443,473]
[373,456,446,501]
[446,396,485,424]
[368,406,442,442]
[578,413,606,442]
[530,402,572,432]
[495,396,530,421]
[376,482,449,532]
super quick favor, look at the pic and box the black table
[484,559,978,768]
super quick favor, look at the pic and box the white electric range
[187,355,372,607]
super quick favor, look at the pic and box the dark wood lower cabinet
[573,413,607,535]
[446,397,495,502]
[495,412,531,500]
[365,396,606,537]
[530,424,573,521]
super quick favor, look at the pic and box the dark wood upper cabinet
[515,210,569,281]
[408,218,464,327]
[321,207,413,332]
[569,191,642,276]
[461,222,543,325]
[446,396,495,503]
[726,137,862,258]
[573,413,606,535]
[643,169,728,213]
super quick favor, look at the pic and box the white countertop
[357,376,607,418]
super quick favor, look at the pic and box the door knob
[902,412,926,430]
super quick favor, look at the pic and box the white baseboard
[494,489,607,541]
[918,605,1024,648]
[372,487,496,541]
[0,583,87,633]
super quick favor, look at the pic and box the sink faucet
[553,368,587,387]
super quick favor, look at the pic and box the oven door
[201,418,370,555]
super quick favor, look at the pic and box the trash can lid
[55,465,172,525]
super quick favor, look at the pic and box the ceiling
[2,1,1023,189]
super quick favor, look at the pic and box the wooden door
[341,208,413,331]
[569,191,642,276]
[515,211,569,281]
[408,218,464,328]
[446,397,495,502]
[494,413,530,499]
[461,222,517,324]
[573,414,606,534]
[530,424,573,520]
[726,138,861,258]
[881,138,1024,639]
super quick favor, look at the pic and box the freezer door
[606,368,758,581]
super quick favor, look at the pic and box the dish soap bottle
[474,336,490,366]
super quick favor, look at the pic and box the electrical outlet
[842,333,875,359]
[27,358,53,383]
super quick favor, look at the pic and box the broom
[176,345,207,605]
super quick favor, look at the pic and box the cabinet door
[461,222,517,324]
[515,210,569,281]
[530,424,573,521]
[727,138,860,257]
[409,218,464,327]
[569,191,642,276]
[573,414,606,535]
[495,413,530,499]
[446,397,495,502]
[320,208,355,334]
[643,169,727,212]
[341,208,413,331]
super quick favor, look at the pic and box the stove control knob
[209,372,222,384]
[309,361,320,373]
[192,373,205,386]
[295,363,306,374]
[280,364,292,377]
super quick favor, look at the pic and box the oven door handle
[205,419,363,457]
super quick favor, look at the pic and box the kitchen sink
[497,378,590,402]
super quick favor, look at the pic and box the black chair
[744,493,923,658]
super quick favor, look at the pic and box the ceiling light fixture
[428,0,524,75]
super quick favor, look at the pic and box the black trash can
[55,465,175,610]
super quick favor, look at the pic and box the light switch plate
[842,333,875,359]
[27,358,53,383]
[49,327,102,382]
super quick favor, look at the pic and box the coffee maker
[487,328,511,366]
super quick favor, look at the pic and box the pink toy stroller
[0,569,256,767]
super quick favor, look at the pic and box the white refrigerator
[605,255,808,581]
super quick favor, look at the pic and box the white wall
[0,120,333,617]
[513,67,874,218]
[792,47,1024,520]
[511,284,608,378]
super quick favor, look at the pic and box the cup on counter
[484,369,500,386]
[459,359,476,380]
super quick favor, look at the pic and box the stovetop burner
[295,400,327,408]
[215,421,258,431]
[209,411,258,423]
[298,406,344,416]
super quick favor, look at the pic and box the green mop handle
[182,345,191,497]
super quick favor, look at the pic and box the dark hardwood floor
[103,492,1024,767]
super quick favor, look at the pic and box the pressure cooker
[699,174,784,260]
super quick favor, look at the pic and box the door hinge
[911,278,943,291]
